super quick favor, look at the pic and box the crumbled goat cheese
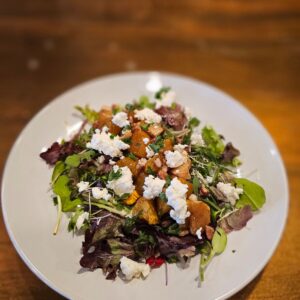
[143,137,150,144]
[173,144,188,152]
[91,187,111,201]
[120,256,150,281]
[166,177,190,224]
[112,112,130,128]
[86,128,129,157]
[134,108,162,124]
[191,128,204,146]
[137,158,147,168]
[76,181,89,193]
[196,227,203,240]
[97,155,105,164]
[76,212,89,230]
[217,182,243,205]
[143,175,166,199]
[146,146,155,158]
[107,166,134,196]
[165,150,185,168]
[155,90,176,109]
[109,159,116,165]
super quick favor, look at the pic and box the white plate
[1,72,288,300]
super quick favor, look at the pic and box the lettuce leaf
[53,175,82,212]
[234,178,266,211]
[201,126,225,156]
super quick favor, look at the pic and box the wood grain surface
[0,1,299,299]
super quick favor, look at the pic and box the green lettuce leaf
[53,175,82,212]
[201,126,225,156]
[51,161,66,184]
[234,178,266,211]
[75,105,98,123]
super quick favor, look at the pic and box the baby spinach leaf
[212,227,227,254]
[202,126,225,156]
[53,175,71,199]
[65,154,81,167]
[51,161,65,184]
[63,197,82,212]
[65,150,96,167]
[108,168,122,181]
[199,227,227,282]
[80,150,96,161]
[53,175,82,212]
[234,178,266,211]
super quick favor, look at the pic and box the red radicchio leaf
[219,205,253,233]
[156,104,187,130]
[221,142,240,163]
[40,141,82,165]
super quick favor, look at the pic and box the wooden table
[0,1,299,299]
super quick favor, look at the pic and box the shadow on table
[229,270,264,300]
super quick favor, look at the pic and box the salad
[40,87,266,283]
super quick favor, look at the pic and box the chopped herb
[110,134,116,139]
[127,153,137,161]
[159,192,167,201]
[122,125,131,132]
[141,123,150,131]
[146,166,156,175]
[108,168,122,181]
[182,132,192,144]
[165,175,171,187]
[122,138,131,144]
[125,103,135,111]
[149,135,164,153]
[188,117,200,128]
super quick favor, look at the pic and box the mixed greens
[40,88,266,283]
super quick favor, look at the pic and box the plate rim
[1,71,289,300]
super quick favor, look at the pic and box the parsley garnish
[108,168,122,181]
